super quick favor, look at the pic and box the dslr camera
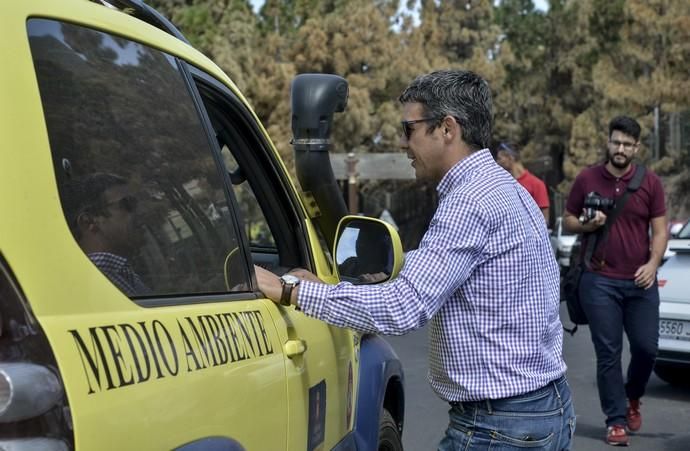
[578,191,615,224]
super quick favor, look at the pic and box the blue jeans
[437,376,575,450]
[579,271,659,427]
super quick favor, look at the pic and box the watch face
[281,274,300,285]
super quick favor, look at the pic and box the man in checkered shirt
[257,70,574,450]
[65,173,149,297]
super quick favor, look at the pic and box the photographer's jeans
[437,376,575,450]
[579,271,659,427]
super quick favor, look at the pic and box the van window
[28,19,250,298]
[220,145,276,248]
[195,79,311,273]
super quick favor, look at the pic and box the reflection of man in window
[338,226,391,283]
[64,173,149,296]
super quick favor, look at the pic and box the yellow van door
[45,300,288,450]
[193,83,358,451]
[23,6,291,449]
[272,307,356,450]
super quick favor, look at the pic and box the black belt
[448,375,567,414]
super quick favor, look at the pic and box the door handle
[284,339,307,358]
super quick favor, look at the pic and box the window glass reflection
[29,19,249,297]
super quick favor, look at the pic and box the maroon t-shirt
[565,164,666,279]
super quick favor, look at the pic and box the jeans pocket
[488,430,555,450]
[438,425,473,451]
[568,416,576,442]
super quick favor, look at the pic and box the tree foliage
[148,0,690,216]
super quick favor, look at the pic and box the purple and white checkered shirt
[88,252,150,297]
[299,149,566,402]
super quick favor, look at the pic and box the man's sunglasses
[106,195,138,213]
[400,117,439,140]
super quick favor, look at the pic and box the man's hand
[634,262,657,290]
[254,266,323,306]
[287,268,323,283]
[254,265,282,304]
[582,210,607,232]
[358,272,388,283]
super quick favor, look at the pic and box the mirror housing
[333,216,403,285]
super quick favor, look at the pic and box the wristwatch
[279,274,301,306]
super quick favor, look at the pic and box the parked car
[655,221,690,385]
[662,219,688,263]
[0,1,405,449]
[550,216,577,270]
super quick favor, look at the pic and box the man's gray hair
[399,69,492,151]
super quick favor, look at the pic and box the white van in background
[656,220,690,385]
[550,216,577,270]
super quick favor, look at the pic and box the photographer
[564,116,667,446]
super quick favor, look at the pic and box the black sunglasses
[106,195,138,213]
[400,117,439,140]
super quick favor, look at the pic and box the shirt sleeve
[565,173,586,216]
[532,177,550,209]
[297,193,489,335]
[648,172,666,218]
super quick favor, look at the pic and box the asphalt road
[386,303,690,450]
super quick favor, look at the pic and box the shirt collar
[517,169,531,182]
[88,252,129,268]
[600,163,636,181]
[436,148,493,198]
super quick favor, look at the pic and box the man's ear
[76,212,99,233]
[442,116,459,139]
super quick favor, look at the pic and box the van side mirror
[333,216,403,285]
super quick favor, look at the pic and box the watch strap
[279,280,293,306]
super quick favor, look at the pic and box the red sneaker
[606,425,629,446]
[626,399,642,432]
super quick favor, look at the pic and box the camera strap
[583,165,646,269]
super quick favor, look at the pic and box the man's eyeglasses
[609,139,637,150]
[106,195,138,213]
[400,117,439,140]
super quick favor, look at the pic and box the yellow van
[0,1,405,449]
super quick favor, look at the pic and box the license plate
[659,319,690,341]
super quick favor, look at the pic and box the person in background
[563,115,667,446]
[256,69,574,450]
[495,142,550,223]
